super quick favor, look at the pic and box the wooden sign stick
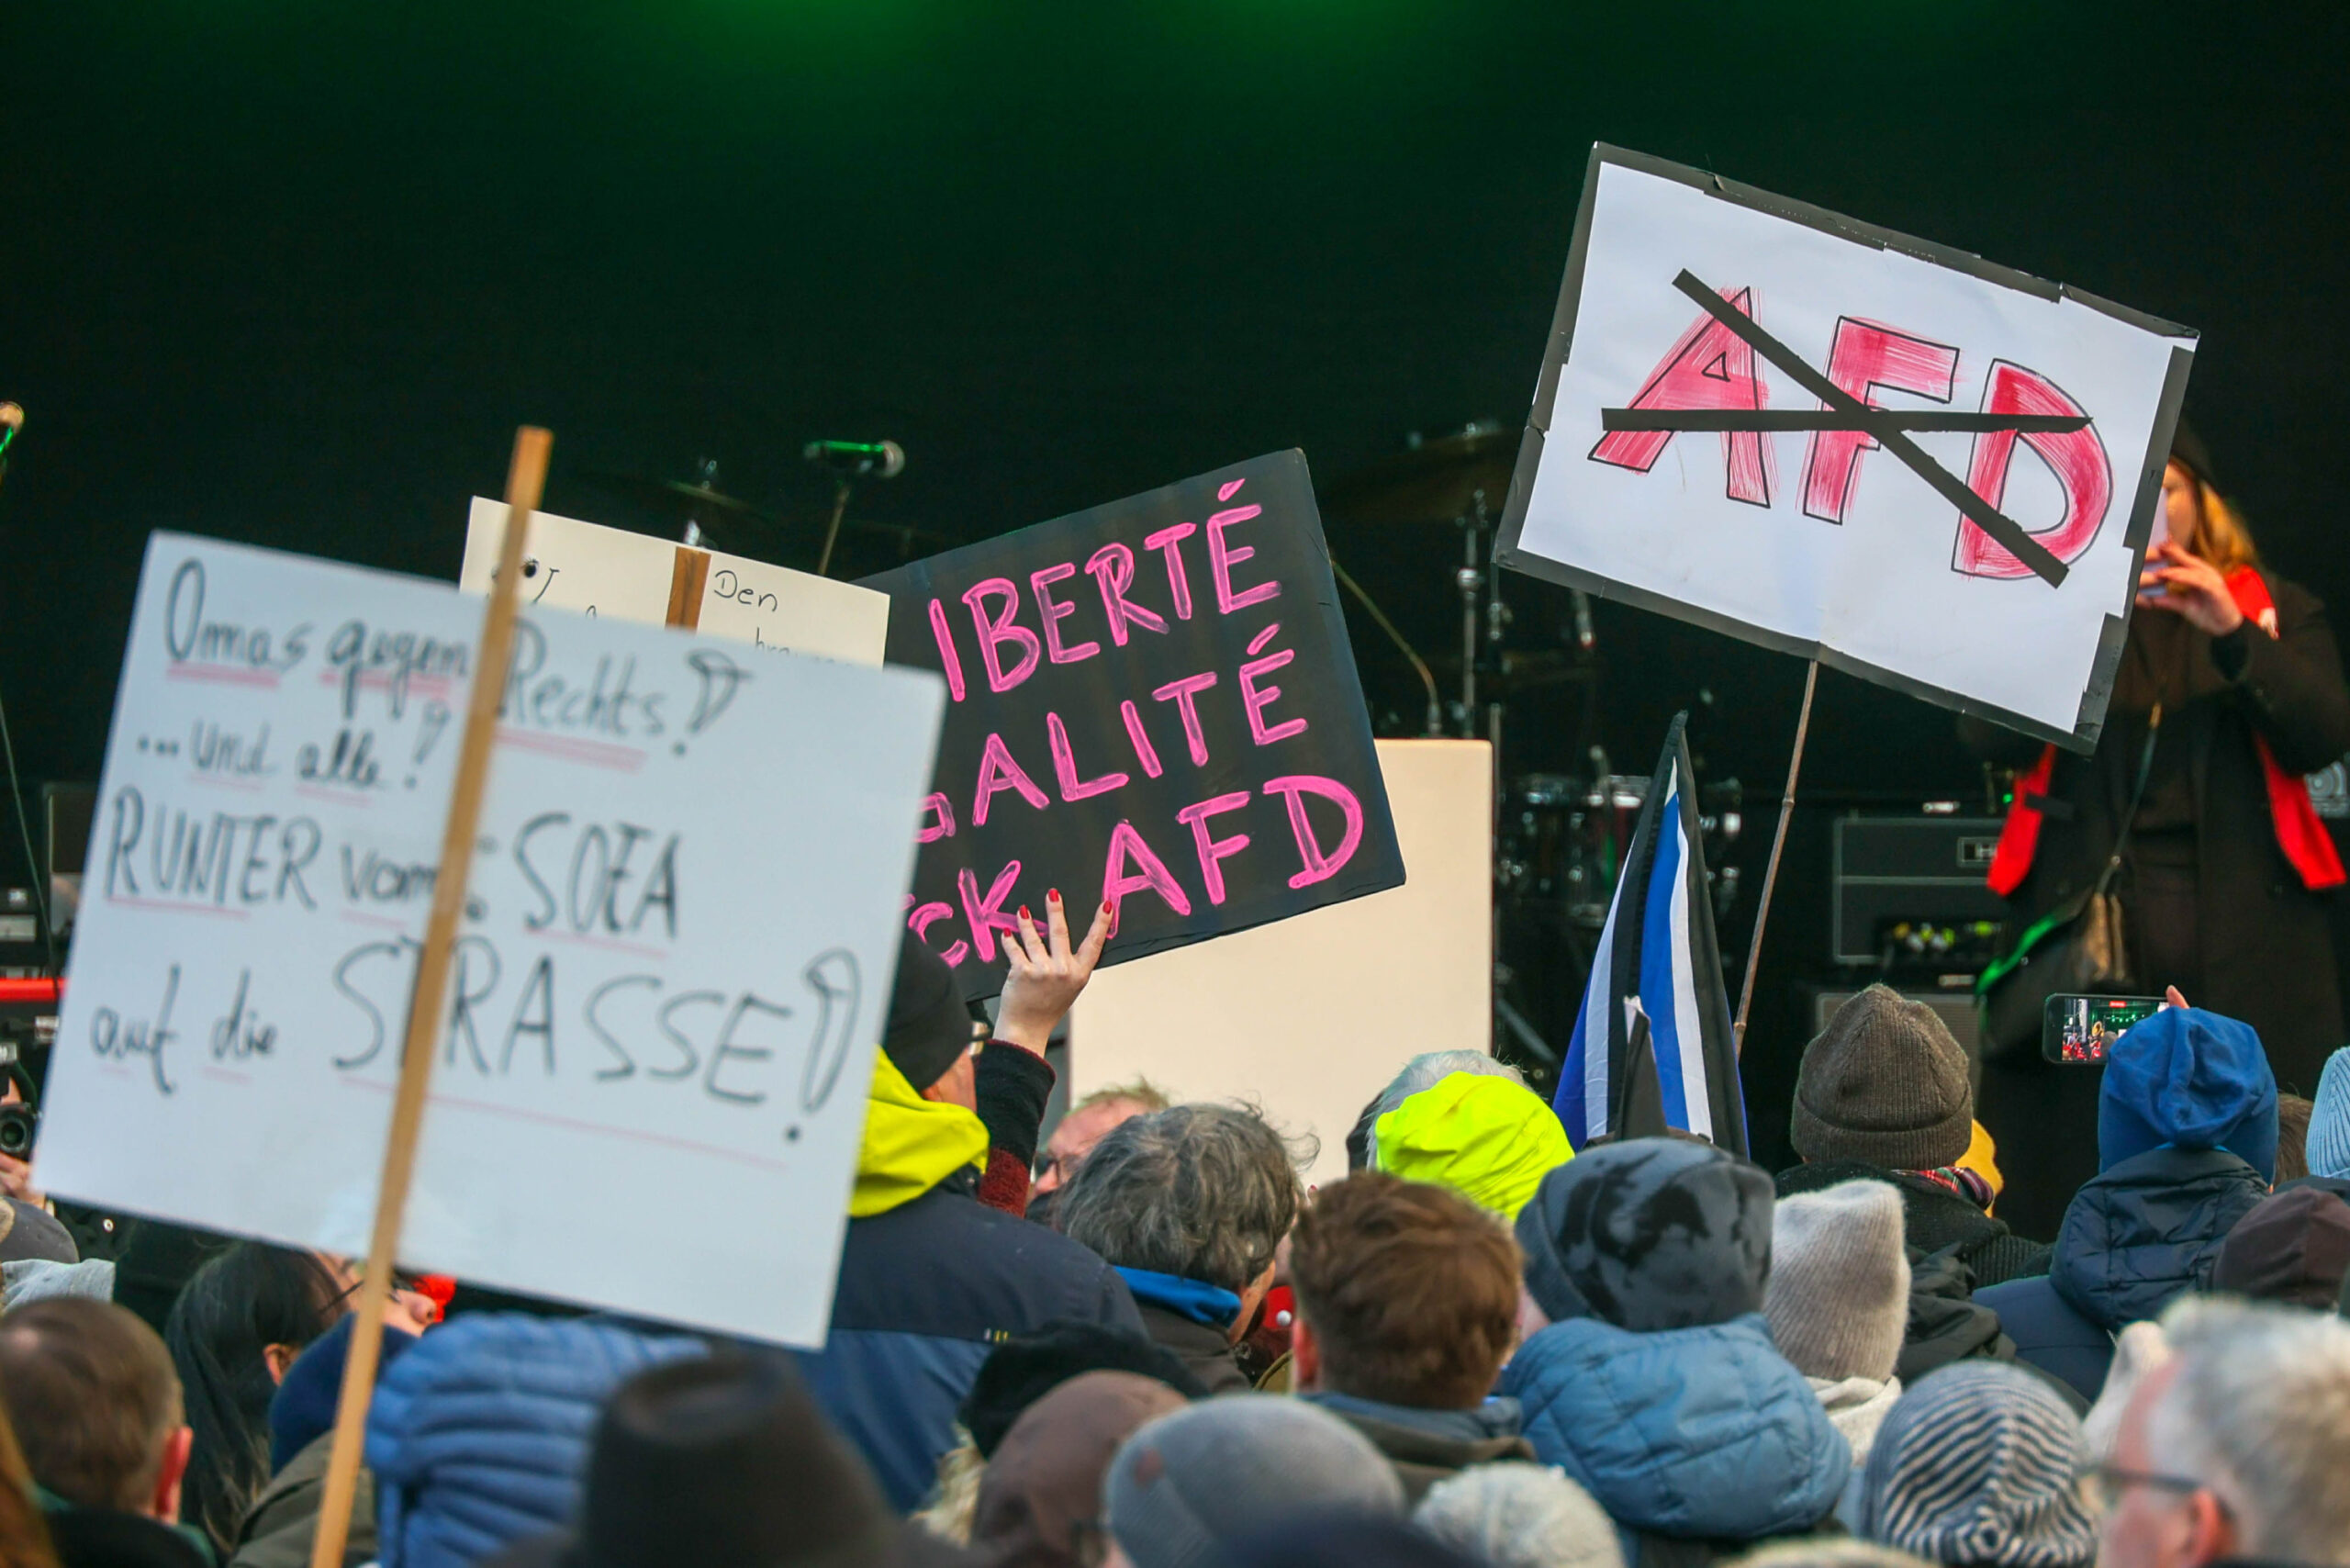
[1732,656,1818,1053]
[308,427,552,1568]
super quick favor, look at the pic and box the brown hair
[2277,1093,2314,1185]
[2174,465,2260,574]
[0,1300,184,1514]
[1288,1172,1522,1409]
[1071,1079,1171,1117]
[0,1395,58,1568]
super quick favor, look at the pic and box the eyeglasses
[2080,1463,2218,1515]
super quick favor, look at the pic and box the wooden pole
[1732,657,1818,1053]
[308,427,551,1568]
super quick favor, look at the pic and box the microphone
[803,439,904,479]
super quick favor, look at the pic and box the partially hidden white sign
[1498,146,2198,750]
[40,534,946,1347]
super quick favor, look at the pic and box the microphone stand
[1328,553,1442,737]
[816,477,853,577]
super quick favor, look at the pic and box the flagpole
[1732,657,1818,1053]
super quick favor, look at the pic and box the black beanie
[957,1322,1207,1458]
[884,936,972,1093]
[2170,419,2218,489]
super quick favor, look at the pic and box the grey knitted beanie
[1104,1395,1405,1568]
[1791,985,1973,1170]
[1765,1180,1910,1383]
[1855,1361,2098,1568]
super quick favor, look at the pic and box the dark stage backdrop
[4,2,2345,1167]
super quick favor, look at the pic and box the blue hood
[1500,1313,1849,1546]
[2051,1146,2268,1331]
[2099,1007,2277,1182]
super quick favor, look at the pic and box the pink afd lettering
[1953,362,2113,578]
[1237,622,1306,746]
[1590,285,1774,507]
[956,860,1024,963]
[971,732,1049,826]
[1143,523,1198,621]
[915,791,957,843]
[925,599,968,702]
[1262,775,1364,890]
[1084,543,1168,646]
[908,900,968,969]
[1206,498,1280,614]
[962,578,1042,693]
[1152,671,1217,767]
[1802,318,1961,524]
[1175,791,1253,906]
[1029,562,1102,665]
[1120,700,1165,778]
[1046,711,1129,801]
[1102,820,1192,917]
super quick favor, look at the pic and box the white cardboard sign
[39,534,945,1347]
[460,499,891,666]
[1498,147,2197,750]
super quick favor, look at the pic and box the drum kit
[588,423,1741,1076]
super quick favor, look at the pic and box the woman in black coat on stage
[1964,428,2350,1240]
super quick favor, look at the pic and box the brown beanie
[1790,985,1972,1170]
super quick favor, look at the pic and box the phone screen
[2042,993,2165,1064]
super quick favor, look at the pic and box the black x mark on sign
[1599,270,2088,588]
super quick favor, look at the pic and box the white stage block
[1069,738,1492,1187]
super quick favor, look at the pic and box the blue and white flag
[1553,712,1748,1154]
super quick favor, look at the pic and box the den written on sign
[862,450,1404,997]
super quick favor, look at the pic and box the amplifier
[1832,813,2009,968]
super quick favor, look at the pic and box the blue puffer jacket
[1501,1312,1850,1559]
[1977,1146,2267,1402]
[365,1316,706,1568]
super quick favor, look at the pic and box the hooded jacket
[1295,1393,1534,1506]
[364,1316,706,1568]
[1507,1141,1850,1565]
[800,1055,1143,1511]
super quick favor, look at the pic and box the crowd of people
[0,879,2342,1568]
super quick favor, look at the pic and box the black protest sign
[862,451,1404,998]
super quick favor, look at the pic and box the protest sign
[460,498,890,664]
[861,450,1404,997]
[1071,739,1490,1185]
[39,532,945,1346]
[1497,145,2198,751]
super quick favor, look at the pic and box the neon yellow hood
[1373,1073,1572,1221]
[852,1052,990,1218]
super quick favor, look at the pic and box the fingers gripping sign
[996,890,1114,1055]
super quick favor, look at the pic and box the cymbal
[578,470,778,523]
[1321,422,1523,527]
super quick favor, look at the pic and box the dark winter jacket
[1897,1244,2013,1383]
[226,1432,370,1568]
[1129,1302,1251,1395]
[1976,1146,2268,1402]
[1966,573,2350,1238]
[1298,1392,1534,1505]
[800,1057,1141,1511]
[1777,1161,2050,1289]
[40,1502,212,1568]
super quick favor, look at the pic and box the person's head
[1347,1053,1528,1171]
[1722,1542,1936,1568]
[1413,1462,1623,1568]
[1855,1361,2098,1568]
[491,1351,937,1568]
[885,935,979,1109]
[1763,1180,1910,1385]
[1035,1081,1170,1197]
[1057,1104,1304,1331]
[2307,1047,2350,1182]
[2101,1298,2350,1568]
[1367,1075,1572,1222]
[2210,1185,2350,1309]
[957,1322,1205,1461]
[1286,1172,1520,1411]
[2275,1094,2314,1184]
[2161,430,2256,568]
[1790,985,1973,1173]
[0,1299,192,1521]
[971,1372,1189,1568]
[1102,1396,1404,1568]
[266,1308,424,1474]
[163,1243,351,1549]
[2098,1008,2277,1182]
[1513,1137,1774,1334]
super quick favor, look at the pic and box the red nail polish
[1102,900,1113,913]
[1048,889,1060,902]
[1019,905,1032,922]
